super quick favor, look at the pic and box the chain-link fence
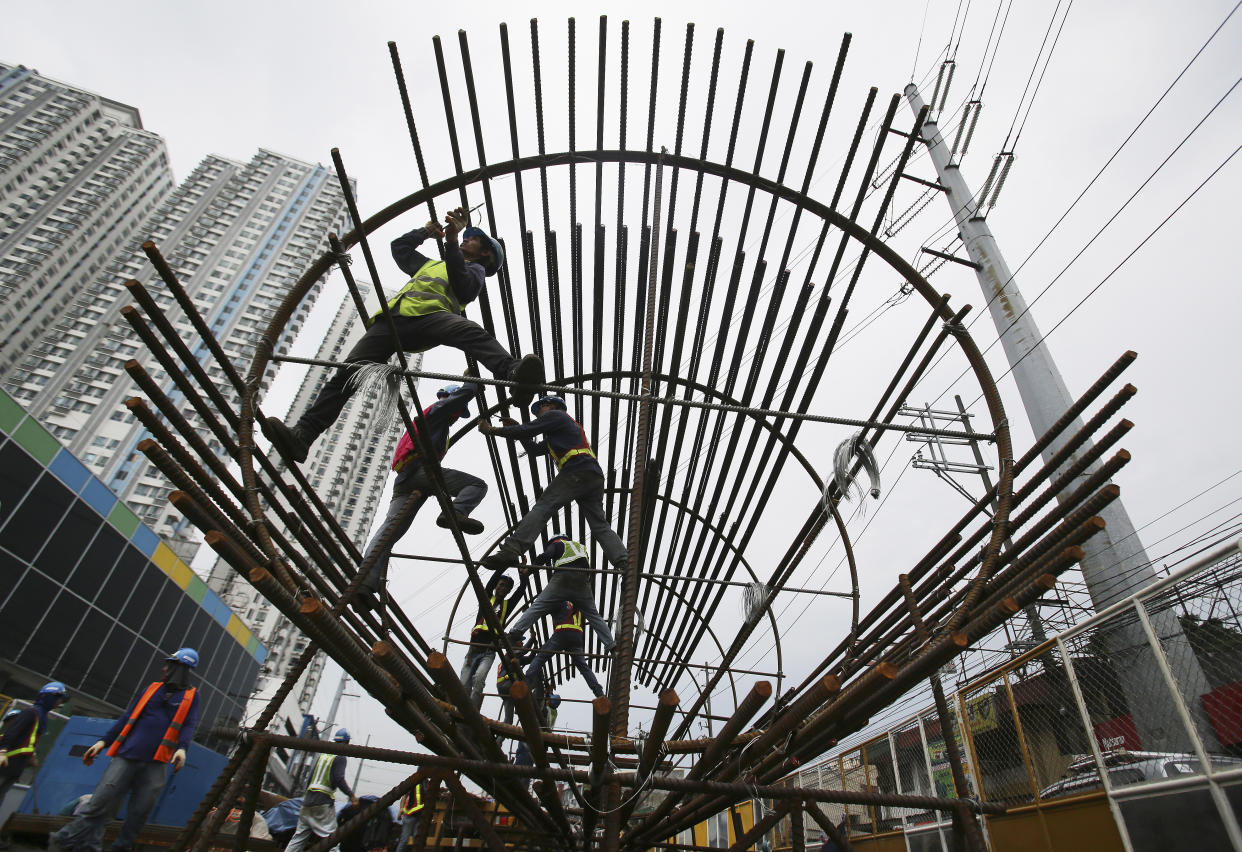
[758,538,1242,852]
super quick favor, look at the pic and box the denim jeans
[504,468,627,566]
[526,630,605,697]
[359,467,487,590]
[297,311,517,440]
[50,757,167,851]
[506,572,615,648]
[459,643,497,711]
[395,813,423,849]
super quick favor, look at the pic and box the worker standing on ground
[506,536,616,651]
[355,382,488,610]
[478,396,627,570]
[523,600,607,700]
[285,729,359,852]
[49,649,201,852]
[0,682,66,818]
[394,778,428,849]
[460,570,529,711]
[263,206,545,464]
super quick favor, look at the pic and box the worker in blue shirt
[478,395,627,570]
[49,649,201,852]
[263,206,544,465]
[523,600,607,700]
[0,682,66,813]
[504,536,615,651]
[286,729,359,852]
[356,382,489,610]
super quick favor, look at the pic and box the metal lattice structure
[116,17,1143,852]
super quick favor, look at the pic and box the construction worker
[285,729,359,852]
[0,682,66,812]
[495,635,538,728]
[263,206,545,464]
[460,570,529,712]
[356,382,488,610]
[513,693,560,777]
[394,779,428,849]
[505,536,616,650]
[49,649,201,852]
[478,396,627,570]
[523,600,606,700]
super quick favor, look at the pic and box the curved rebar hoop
[162,18,1149,852]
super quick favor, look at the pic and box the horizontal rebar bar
[269,354,993,441]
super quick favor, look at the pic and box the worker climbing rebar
[262,206,544,464]
[355,381,489,610]
[478,396,627,570]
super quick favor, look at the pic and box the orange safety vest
[400,786,424,816]
[107,682,196,763]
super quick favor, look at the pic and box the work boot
[508,354,545,407]
[261,417,312,464]
[481,546,521,571]
[437,510,485,535]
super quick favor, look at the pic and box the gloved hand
[478,418,496,435]
[500,417,519,428]
[171,749,187,772]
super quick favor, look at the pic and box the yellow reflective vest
[372,260,461,324]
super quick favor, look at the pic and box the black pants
[297,311,516,439]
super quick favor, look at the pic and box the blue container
[19,716,227,827]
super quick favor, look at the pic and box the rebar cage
[118,17,1143,852]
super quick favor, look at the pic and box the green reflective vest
[372,260,461,325]
[307,752,338,797]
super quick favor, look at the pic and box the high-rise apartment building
[207,295,409,717]
[4,147,350,562]
[0,62,173,381]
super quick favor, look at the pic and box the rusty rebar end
[372,641,394,657]
[300,597,323,615]
[141,240,156,250]
[1001,598,1021,614]
[755,680,774,699]
[124,397,143,410]
[820,674,841,695]
[426,652,449,671]
[136,438,155,451]
[1035,574,1057,590]
[1065,545,1086,561]
[592,696,612,715]
[658,689,679,707]
[951,632,969,648]
[875,662,898,680]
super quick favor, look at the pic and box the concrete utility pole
[906,84,1217,751]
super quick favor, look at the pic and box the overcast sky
[6,0,1242,795]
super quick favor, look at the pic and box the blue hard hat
[438,384,469,419]
[546,693,561,709]
[462,226,505,277]
[166,648,199,668]
[39,681,67,696]
[530,395,567,417]
[334,728,351,742]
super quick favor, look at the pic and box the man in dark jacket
[460,571,528,711]
[286,728,359,852]
[355,382,488,609]
[523,600,607,700]
[263,206,544,464]
[49,649,201,852]
[478,395,627,570]
[0,681,66,807]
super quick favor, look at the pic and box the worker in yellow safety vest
[395,779,429,848]
[460,569,529,712]
[479,396,628,571]
[0,681,66,820]
[263,205,545,465]
[286,728,359,852]
[524,600,606,701]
